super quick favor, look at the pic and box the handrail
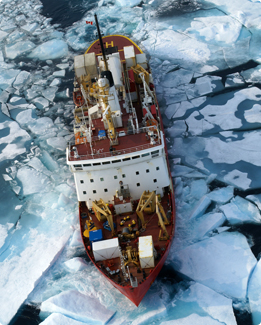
[68,141,161,161]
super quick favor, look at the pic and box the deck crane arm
[92,199,115,236]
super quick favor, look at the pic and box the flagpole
[94,13,108,71]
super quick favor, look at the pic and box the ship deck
[79,188,174,292]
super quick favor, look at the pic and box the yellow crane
[156,195,170,241]
[92,199,115,237]
[136,190,156,229]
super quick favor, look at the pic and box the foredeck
[79,188,174,291]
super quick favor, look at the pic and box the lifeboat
[73,89,85,107]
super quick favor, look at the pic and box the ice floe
[171,232,256,299]
[28,40,68,60]
[41,290,116,324]
[40,313,88,325]
[220,196,261,225]
[248,258,261,325]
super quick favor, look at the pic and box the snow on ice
[1,0,261,324]
[171,232,256,300]
[41,290,115,324]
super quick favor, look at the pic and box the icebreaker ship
[66,15,175,306]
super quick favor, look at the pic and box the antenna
[94,13,108,71]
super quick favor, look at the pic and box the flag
[86,21,93,25]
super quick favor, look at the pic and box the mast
[94,13,108,71]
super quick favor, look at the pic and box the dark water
[9,305,41,325]
[40,0,97,29]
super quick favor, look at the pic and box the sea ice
[69,229,83,247]
[188,15,242,44]
[115,0,142,7]
[170,282,237,325]
[161,313,224,325]
[28,40,68,60]
[13,70,30,89]
[53,70,65,77]
[244,104,261,123]
[194,75,224,96]
[32,96,49,109]
[241,65,261,83]
[50,78,61,87]
[40,313,88,325]
[185,111,214,136]
[5,41,36,59]
[21,22,39,33]
[42,87,58,102]
[206,186,234,204]
[46,137,67,151]
[28,117,55,136]
[0,120,31,162]
[131,306,167,325]
[220,196,261,225]
[246,194,261,210]
[164,102,180,120]
[28,157,52,177]
[172,101,194,119]
[190,196,212,219]
[15,108,36,127]
[0,68,20,90]
[223,170,252,190]
[40,290,116,324]
[64,257,88,272]
[161,69,193,88]
[141,29,211,71]
[248,258,261,325]
[16,166,50,195]
[192,212,226,239]
[0,227,73,325]
[171,232,256,299]
[225,73,245,88]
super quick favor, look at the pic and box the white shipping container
[136,53,148,70]
[74,55,86,78]
[93,237,120,262]
[123,45,136,69]
[84,52,97,78]
[138,236,155,269]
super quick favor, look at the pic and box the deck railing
[68,125,161,161]
[68,141,160,161]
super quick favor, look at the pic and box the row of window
[82,179,158,195]
[79,167,160,184]
[73,150,160,170]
